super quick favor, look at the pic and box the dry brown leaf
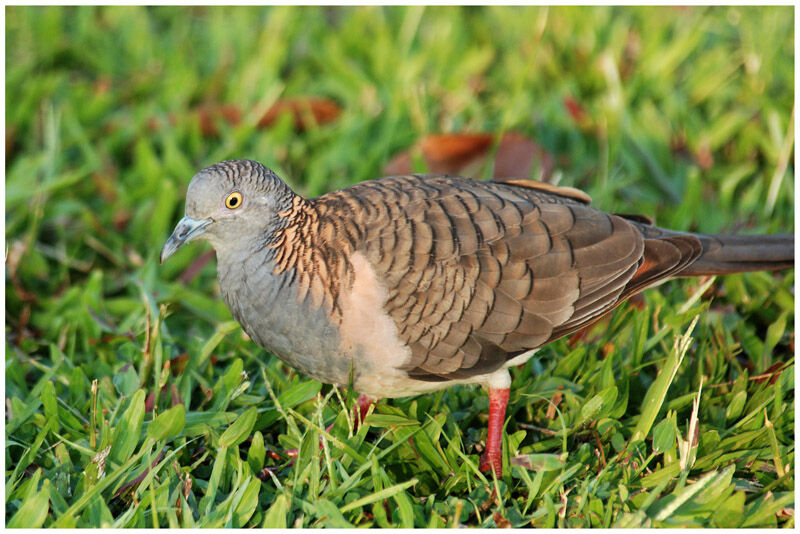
[627,293,647,310]
[384,132,554,181]
[145,97,340,138]
[493,512,512,528]
[196,104,242,137]
[170,353,190,376]
[258,97,341,130]
[695,141,714,170]
[753,361,789,385]
[494,132,553,179]
[421,133,494,171]
[563,95,588,125]
[6,126,17,159]
[145,391,156,413]
[113,209,132,231]
[7,240,38,304]
[170,383,184,407]
[546,389,563,420]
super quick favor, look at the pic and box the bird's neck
[213,194,358,384]
[260,195,355,320]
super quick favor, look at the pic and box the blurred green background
[5,6,794,528]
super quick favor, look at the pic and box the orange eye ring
[225,191,243,209]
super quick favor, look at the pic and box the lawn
[5,5,794,527]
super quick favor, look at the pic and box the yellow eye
[225,191,243,209]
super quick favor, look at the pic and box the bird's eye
[225,191,243,209]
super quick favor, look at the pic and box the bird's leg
[354,393,374,429]
[479,387,510,475]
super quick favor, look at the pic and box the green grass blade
[632,315,698,442]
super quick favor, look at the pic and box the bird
[161,158,794,476]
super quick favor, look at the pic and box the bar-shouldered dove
[162,159,794,475]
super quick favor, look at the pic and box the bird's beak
[160,216,213,264]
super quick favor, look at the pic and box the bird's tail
[679,233,794,276]
[619,213,794,282]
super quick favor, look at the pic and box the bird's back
[312,174,694,382]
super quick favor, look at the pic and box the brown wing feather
[492,177,593,205]
[314,175,690,381]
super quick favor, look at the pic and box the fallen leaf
[146,115,164,133]
[558,487,571,519]
[695,141,713,170]
[112,210,132,231]
[567,328,590,348]
[144,97,340,138]
[384,132,554,181]
[627,293,647,310]
[182,472,192,500]
[563,95,588,124]
[567,315,612,348]
[6,126,17,159]
[170,383,184,407]
[196,104,242,137]
[258,97,341,130]
[546,389,563,420]
[6,240,26,280]
[421,133,494,171]
[170,353,190,376]
[494,512,512,528]
[7,240,38,304]
[145,391,156,413]
[495,132,554,179]
[478,486,500,513]
[754,361,789,385]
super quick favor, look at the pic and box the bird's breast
[216,247,353,385]
[335,251,418,397]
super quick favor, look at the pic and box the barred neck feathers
[265,194,355,320]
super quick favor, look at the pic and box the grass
[5,5,794,528]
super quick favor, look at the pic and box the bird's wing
[316,175,698,381]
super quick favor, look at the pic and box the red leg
[353,394,374,429]
[479,387,509,475]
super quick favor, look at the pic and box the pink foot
[479,388,509,476]
[354,393,374,428]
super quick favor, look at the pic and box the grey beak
[160,216,213,264]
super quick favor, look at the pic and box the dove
[162,159,793,475]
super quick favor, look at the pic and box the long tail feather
[680,233,794,276]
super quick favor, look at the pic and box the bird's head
[160,159,294,263]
